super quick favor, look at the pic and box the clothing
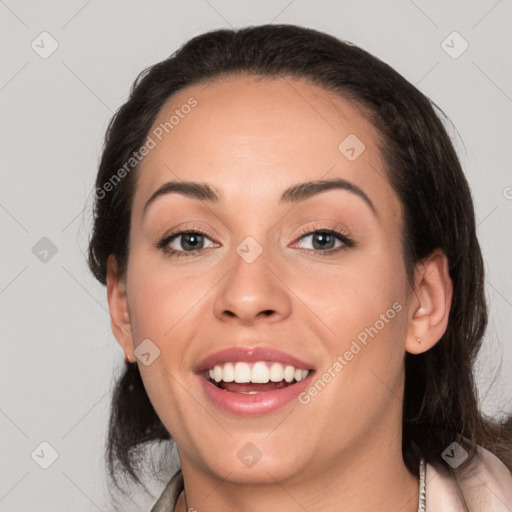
[425,446,512,511]
[148,446,512,511]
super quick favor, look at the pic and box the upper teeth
[208,362,310,384]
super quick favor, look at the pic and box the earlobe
[106,255,136,363]
[405,249,453,355]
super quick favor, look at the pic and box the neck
[176,437,419,512]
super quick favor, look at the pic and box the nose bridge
[213,233,291,323]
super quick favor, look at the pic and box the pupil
[313,232,334,250]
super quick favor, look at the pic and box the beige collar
[425,446,512,511]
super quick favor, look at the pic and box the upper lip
[195,346,315,373]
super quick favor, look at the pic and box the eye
[157,230,218,257]
[292,228,354,255]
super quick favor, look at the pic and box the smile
[196,347,316,415]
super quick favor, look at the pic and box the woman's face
[120,76,412,484]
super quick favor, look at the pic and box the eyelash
[293,226,355,256]
[156,226,217,259]
[156,225,355,259]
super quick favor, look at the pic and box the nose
[213,238,292,326]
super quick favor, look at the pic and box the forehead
[133,75,399,220]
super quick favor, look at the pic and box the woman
[87,24,512,511]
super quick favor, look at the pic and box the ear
[405,249,453,355]
[106,255,136,363]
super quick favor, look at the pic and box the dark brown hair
[87,24,512,495]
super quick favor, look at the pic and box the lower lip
[197,373,315,416]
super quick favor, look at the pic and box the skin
[107,75,453,511]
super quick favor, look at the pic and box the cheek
[328,255,407,386]
[126,250,209,342]
[124,252,209,435]
[295,243,409,404]
[295,246,407,345]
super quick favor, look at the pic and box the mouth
[195,347,315,416]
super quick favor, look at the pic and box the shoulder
[148,470,184,512]
[425,445,512,511]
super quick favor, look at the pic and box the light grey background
[1,1,511,510]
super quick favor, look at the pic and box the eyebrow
[142,178,377,217]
